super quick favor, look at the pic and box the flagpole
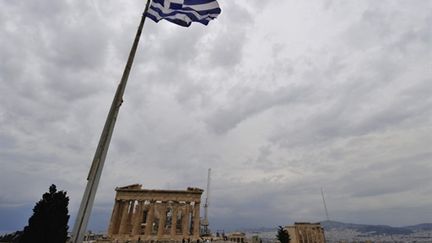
[70,1,151,242]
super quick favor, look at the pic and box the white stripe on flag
[183,2,219,11]
[148,8,193,23]
[151,2,213,20]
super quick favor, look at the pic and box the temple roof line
[115,184,204,194]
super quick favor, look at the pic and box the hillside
[320,220,431,235]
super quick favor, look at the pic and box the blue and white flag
[146,0,221,27]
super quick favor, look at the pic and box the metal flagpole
[70,1,151,242]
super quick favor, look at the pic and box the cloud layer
[1,0,431,233]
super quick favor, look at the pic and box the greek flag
[146,0,221,27]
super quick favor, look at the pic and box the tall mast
[70,1,151,242]
[202,168,211,236]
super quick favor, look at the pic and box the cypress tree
[20,184,70,243]
[276,226,290,243]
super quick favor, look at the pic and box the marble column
[126,200,135,234]
[107,200,121,236]
[132,200,144,235]
[182,203,191,239]
[170,204,179,237]
[144,202,155,236]
[119,200,131,234]
[193,202,200,239]
[157,203,167,237]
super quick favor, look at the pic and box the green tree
[276,226,290,243]
[20,184,70,243]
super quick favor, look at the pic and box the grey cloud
[338,152,432,198]
[206,29,245,68]
[1,0,432,233]
[205,84,312,134]
[204,2,253,69]
[269,11,432,148]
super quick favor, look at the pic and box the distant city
[243,221,432,243]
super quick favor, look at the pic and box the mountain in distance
[240,221,432,236]
[404,223,432,231]
[321,220,432,235]
[241,226,277,233]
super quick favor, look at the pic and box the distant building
[285,222,326,243]
[228,232,247,243]
[251,234,261,243]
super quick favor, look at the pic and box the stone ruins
[107,184,203,243]
[285,222,326,243]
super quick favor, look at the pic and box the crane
[201,168,211,236]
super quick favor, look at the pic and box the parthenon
[107,184,203,243]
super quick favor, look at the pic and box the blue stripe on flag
[184,0,217,4]
[146,0,221,27]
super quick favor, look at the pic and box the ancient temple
[285,222,326,243]
[107,184,203,243]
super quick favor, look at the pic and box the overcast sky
[1,0,432,234]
